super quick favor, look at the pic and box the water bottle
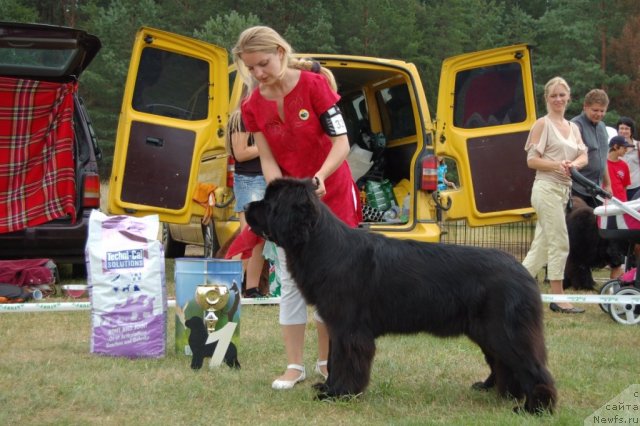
[401,193,410,222]
[365,180,391,211]
[383,205,400,222]
[381,179,398,208]
[31,288,43,300]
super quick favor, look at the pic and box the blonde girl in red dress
[233,26,361,389]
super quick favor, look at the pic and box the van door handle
[146,137,164,147]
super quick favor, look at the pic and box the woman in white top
[522,76,588,314]
[618,117,640,200]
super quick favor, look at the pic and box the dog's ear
[267,178,319,247]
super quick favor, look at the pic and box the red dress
[242,71,361,227]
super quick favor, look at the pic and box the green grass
[2,265,638,425]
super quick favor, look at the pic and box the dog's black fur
[246,178,556,414]
[564,197,627,290]
[185,316,240,370]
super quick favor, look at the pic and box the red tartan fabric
[0,76,77,233]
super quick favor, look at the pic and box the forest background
[4,0,640,178]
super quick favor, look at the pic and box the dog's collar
[256,228,276,245]
[259,231,272,241]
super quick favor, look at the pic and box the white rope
[0,295,634,314]
[0,297,282,313]
[541,294,639,304]
[1,295,637,313]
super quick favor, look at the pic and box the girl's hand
[560,160,573,176]
[313,175,326,198]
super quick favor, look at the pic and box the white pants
[522,179,571,281]
[274,246,323,325]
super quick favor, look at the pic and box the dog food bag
[86,210,167,358]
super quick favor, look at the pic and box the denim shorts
[233,174,266,213]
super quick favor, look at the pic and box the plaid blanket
[0,76,77,233]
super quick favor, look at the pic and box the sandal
[315,360,328,380]
[271,364,306,390]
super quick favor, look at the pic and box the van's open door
[108,27,228,223]
[435,44,536,226]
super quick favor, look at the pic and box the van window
[453,63,525,129]
[132,47,209,120]
[377,85,416,140]
[338,92,367,146]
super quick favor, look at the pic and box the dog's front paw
[471,381,492,392]
[314,386,363,402]
[513,404,548,416]
[313,382,331,399]
[312,381,328,392]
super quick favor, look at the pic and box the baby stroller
[571,169,640,325]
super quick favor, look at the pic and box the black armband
[320,105,348,137]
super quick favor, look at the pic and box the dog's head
[245,178,320,248]
[185,316,206,333]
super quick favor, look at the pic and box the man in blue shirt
[570,89,612,208]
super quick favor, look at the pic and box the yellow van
[108,27,537,256]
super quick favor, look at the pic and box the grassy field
[3,185,631,424]
[0,263,638,426]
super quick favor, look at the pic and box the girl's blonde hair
[225,84,250,156]
[225,108,243,156]
[232,26,337,92]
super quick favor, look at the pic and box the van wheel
[162,223,186,258]
[202,221,220,258]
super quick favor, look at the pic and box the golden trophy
[194,284,230,334]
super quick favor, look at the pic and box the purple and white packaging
[86,210,167,358]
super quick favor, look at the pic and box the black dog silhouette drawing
[185,316,240,370]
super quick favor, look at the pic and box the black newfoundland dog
[564,196,628,290]
[246,178,556,414]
